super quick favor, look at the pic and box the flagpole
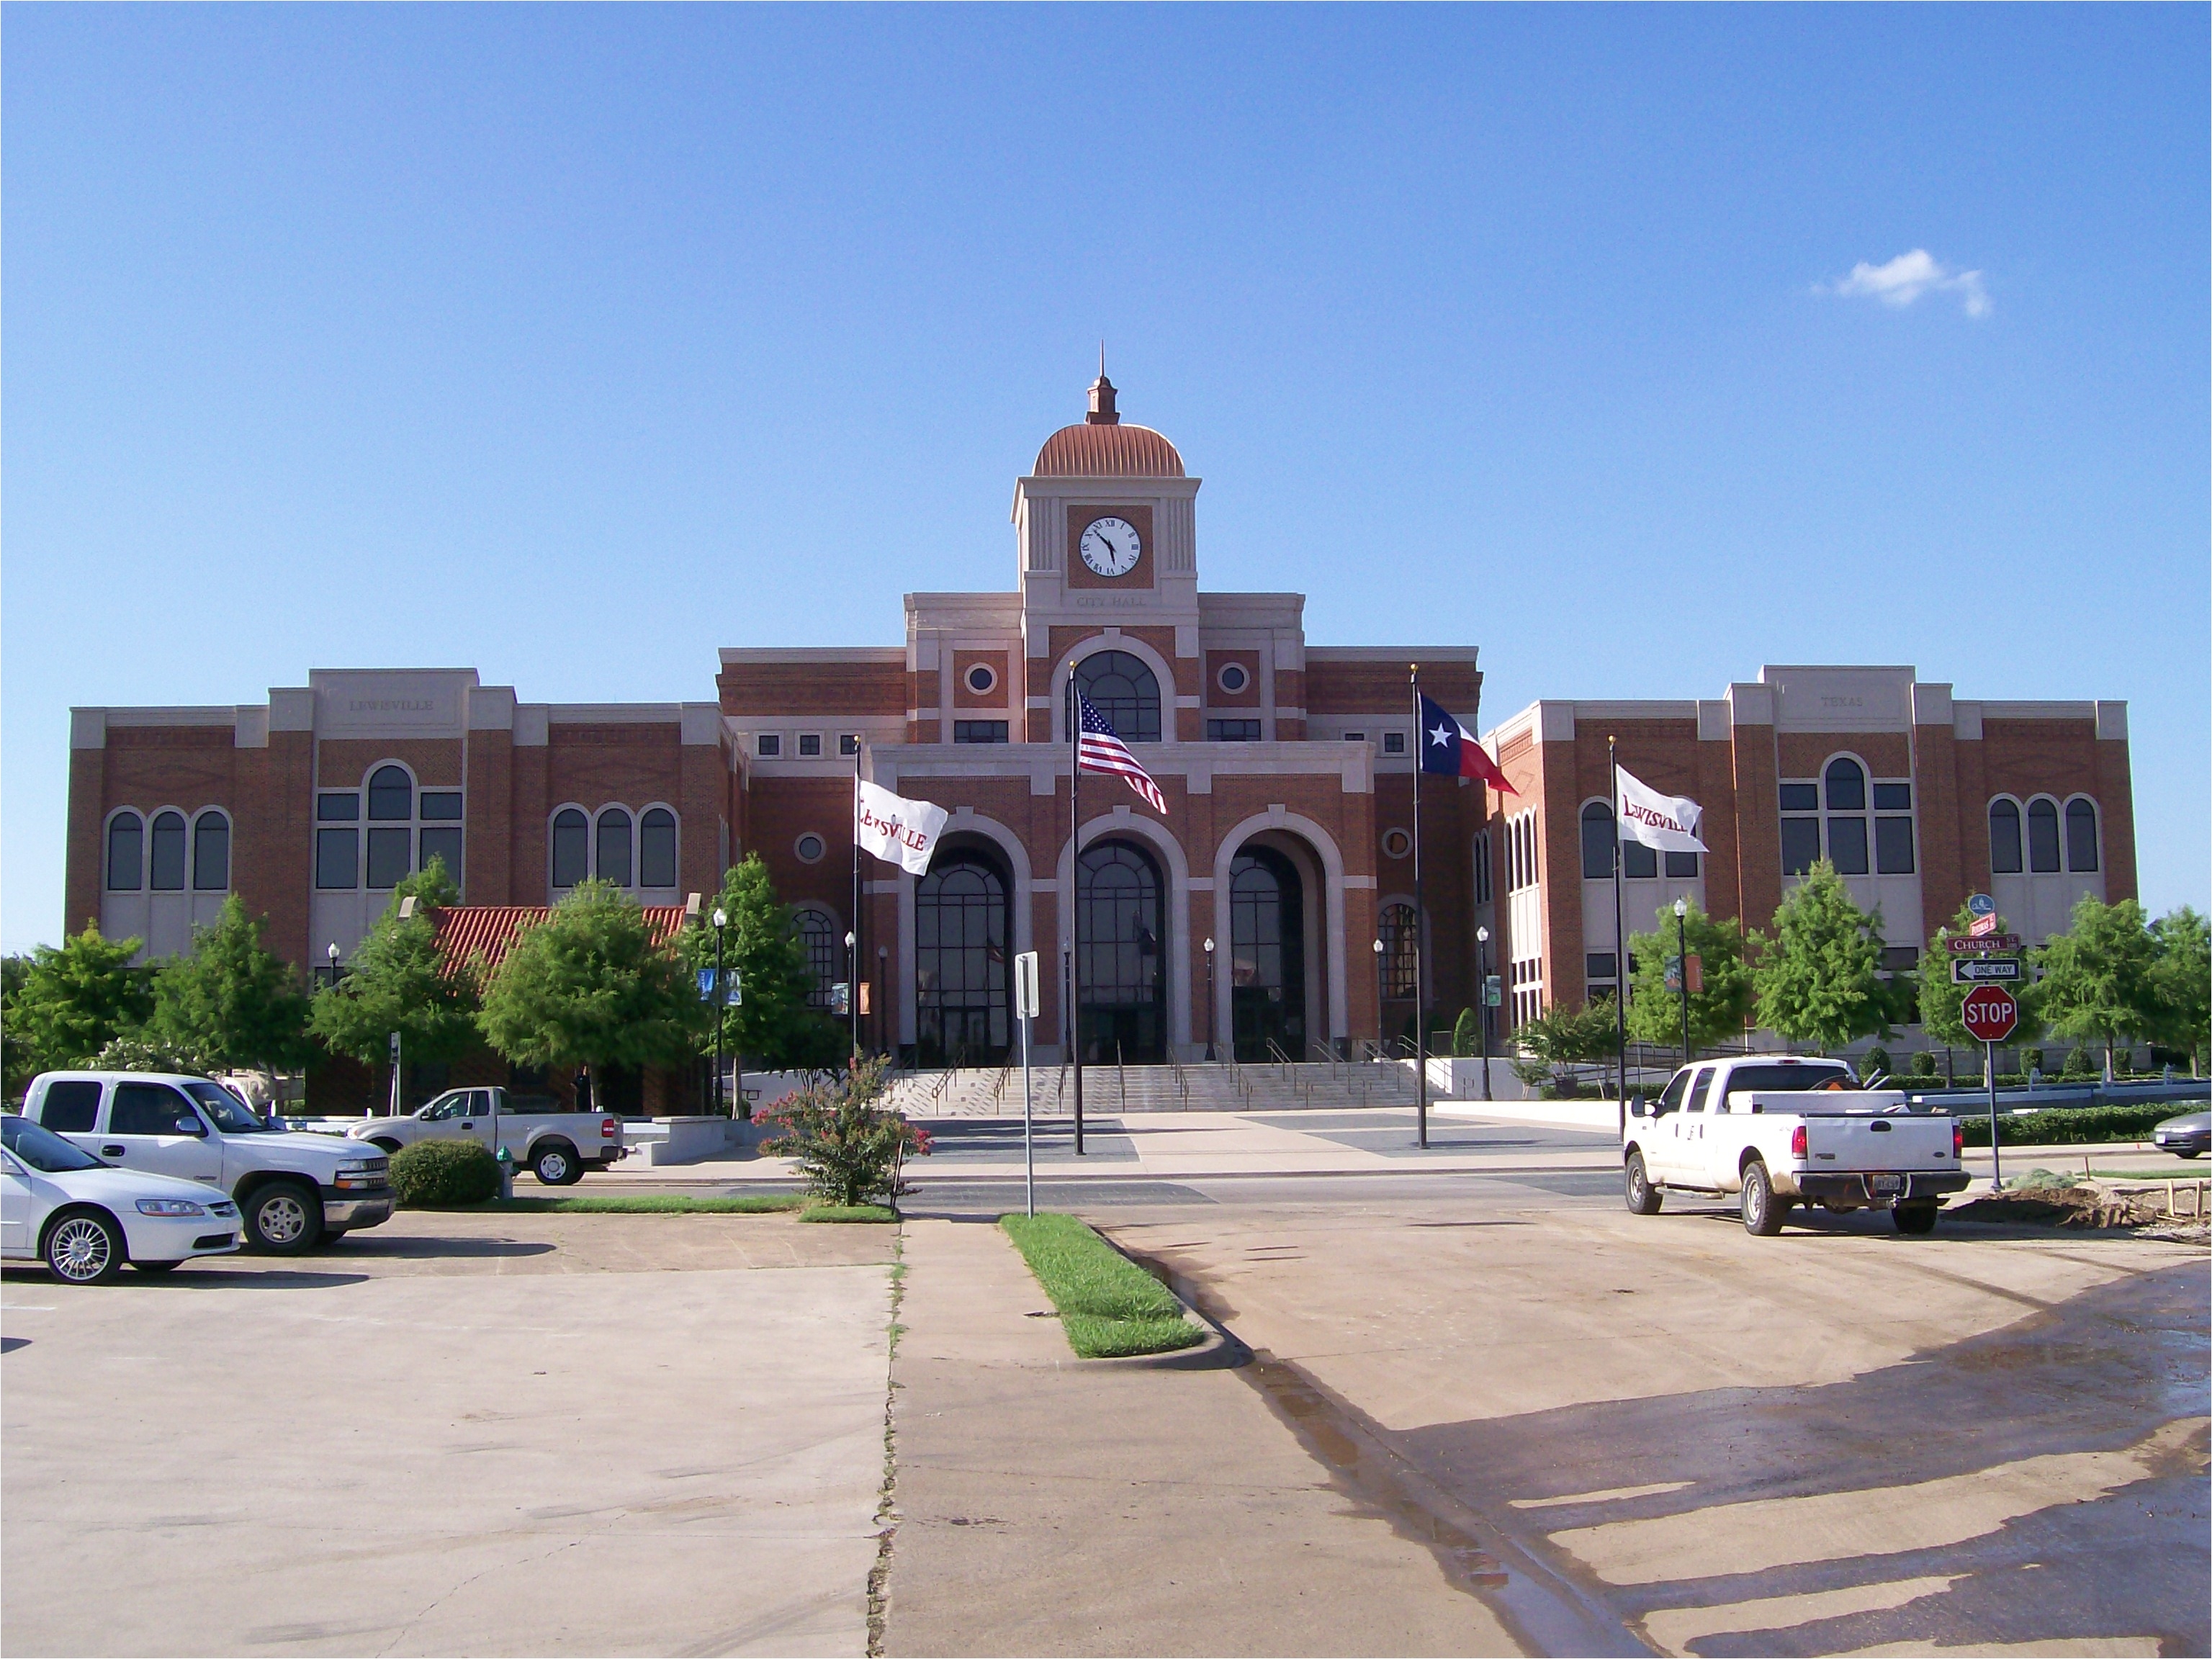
[851,745,863,1062]
[1411,665,1428,1150]
[1611,736,1627,1134]
[1069,674,1084,1157]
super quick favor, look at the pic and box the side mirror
[1628,1097,1647,1118]
[174,1115,207,1137]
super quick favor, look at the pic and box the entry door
[102,1082,225,1185]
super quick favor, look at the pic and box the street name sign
[1961,985,2020,1043]
[1951,956,2023,984]
[1948,933,2022,955]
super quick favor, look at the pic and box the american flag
[1077,692,1166,814]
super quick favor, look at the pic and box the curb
[1084,1234,1253,1372]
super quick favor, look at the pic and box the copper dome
[1032,421,1185,478]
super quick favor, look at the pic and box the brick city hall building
[68,377,2137,1070]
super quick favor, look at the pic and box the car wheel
[45,1209,124,1284]
[369,1138,404,1156]
[1624,1151,1663,1215]
[132,1259,184,1274]
[533,1143,581,1186]
[1741,1160,1786,1236]
[246,1182,323,1254]
[1893,1202,1939,1236]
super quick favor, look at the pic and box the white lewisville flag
[1616,765,1709,855]
[855,779,950,876]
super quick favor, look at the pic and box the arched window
[1581,803,1614,881]
[364,766,415,890]
[368,765,413,822]
[2066,799,2099,873]
[150,811,188,891]
[192,811,230,891]
[795,907,842,1009]
[1823,757,1866,811]
[106,811,143,891]
[639,808,678,889]
[1074,650,1160,743]
[1076,840,1166,1063]
[2027,799,2062,873]
[551,809,589,889]
[1231,847,1306,1062]
[1990,799,2023,875]
[595,808,634,886]
[1823,758,1869,875]
[1380,901,1420,999]
[916,852,1010,1064]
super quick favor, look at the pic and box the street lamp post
[1202,938,1217,1061]
[844,930,858,1059]
[1673,896,1691,1071]
[1372,935,1386,1062]
[878,944,889,1058]
[711,907,729,1115]
[324,941,340,990]
[1475,925,1492,1102]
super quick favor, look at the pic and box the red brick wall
[717,661,905,717]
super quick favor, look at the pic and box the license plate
[1868,1174,1904,1196]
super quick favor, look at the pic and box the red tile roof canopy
[434,905,691,977]
[1031,423,1184,478]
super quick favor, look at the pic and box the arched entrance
[1230,846,1306,1061]
[915,843,1011,1066]
[1077,838,1166,1064]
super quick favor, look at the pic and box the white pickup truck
[344,1087,626,1185]
[1623,1055,1968,1236]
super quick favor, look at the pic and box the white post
[1015,950,1040,1218]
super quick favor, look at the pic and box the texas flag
[1418,694,1517,794]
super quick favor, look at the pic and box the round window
[1217,662,1250,694]
[965,662,997,696]
[1381,827,1413,860]
[795,833,827,864]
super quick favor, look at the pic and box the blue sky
[4,4,2206,952]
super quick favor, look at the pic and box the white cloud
[1821,249,1990,318]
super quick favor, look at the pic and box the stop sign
[1961,984,2020,1043]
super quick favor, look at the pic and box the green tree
[1623,899,1756,1053]
[681,855,848,1072]
[2034,896,2162,1082]
[6,925,157,1083]
[1450,1007,1479,1057]
[3,954,35,1098]
[1750,861,1887,1053]
[2149,907,2210,1075]
[148,897,315,1074]
[1509,1001,1622,1085]
[477,880,708,1102]
[309,860,480,1092]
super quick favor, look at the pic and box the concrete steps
[883,1060,1423,1118]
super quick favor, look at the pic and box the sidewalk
[880,1218,1519,1657]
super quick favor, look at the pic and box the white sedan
[1,1114,243,1283]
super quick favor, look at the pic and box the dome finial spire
[1087,347,1119,426]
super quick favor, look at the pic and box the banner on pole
[855,779,950,875]
[1616,765,1709,855]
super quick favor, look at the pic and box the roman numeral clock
[1078,516,1142,577]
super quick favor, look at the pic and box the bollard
[495,1145,514,1202]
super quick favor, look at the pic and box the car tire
[132,1259,184,1274]
[533,1142,582,1187]
[245,1181,324,1254]
[1741,1160,1786,1236]
[369,1138,404,1156]
[1624,1151,1663,1215]
[45,1208,125,1285]
[1893,1202,1940,1236]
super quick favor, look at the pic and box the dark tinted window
[1781,817,1822,877]
[1881,945,1919,972]
[1382,732,1406,755]
[1876,817,1915,875]
[1586,953,1617,981]
[1207,719,1262,742]
[1686,1069,1714,1112]
[39,1081,103,1133]
[953,721,1010,744]
[316,827,359,889]
[757,734,781,757]
[1874,782,1912,811]
[366,827,412,889]
[596,809,632,886]
[419,827,463,884]
[1779,783,1819,812]
[1622,839,1658,879]
[1074,651,1161,744]
[799,734,822,757]
[150,811,187,891]
[552,809,588,887]
[107,813,143,891]
[1721,1063,1853,1094]
[112,1082,195,1136]
[1581,803,1614,880]
[420,791,464,820]
[2028,799,2062,873]
[839,734,861,756]
[1990,799,2023,873]
[3,1113,105,1171]
[368,766,413,821]
[318,791,360,821]
[1828,817,1869,876]
[639,809,678,888]
[2066,799,2098,872]
[194,813,230,891]
[1824,758,1866,811]
[1664,850,1699,878]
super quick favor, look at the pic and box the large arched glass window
[916,851,1010,1065]
[795,907,842,1009]
[150,811,188,891]
[2027,799,2062,873]
[192,811,230,891]
[1581,803,1614,880]
[1823,758,1869,875]
[106,811,143,891]
[551,809,590,889]
[595,808,634,886]
[365,766,414,890]
[2066,799,2099,873]
[1076,840,1166,1063]
[1231,847,1306,1062]
[1990,799,2023,874]
[1380,901,1420,999]
[1074,650,1160,743]
[368,765,413,822]
[639,808,678,889]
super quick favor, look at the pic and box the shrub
[2061,1045,2098,1080]
[1451,1008,1479,1057]
[1910,1050,1938,1077]
[761,1055,930,1208]
[89,1033,207,1074]
[390,1138,502,1207]
[2020,1048,2045,1076]
[1954,1102,2182,1148]
[1863,1046,1894,1082]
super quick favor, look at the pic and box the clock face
[1079,516,1142,577]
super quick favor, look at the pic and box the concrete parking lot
[1,1212,896,1658]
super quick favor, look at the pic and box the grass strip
[1956,1102,2189,1147]
[470,1193,807,1215]
[999,1213,1205,1359]
[799,1203,901,1223]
